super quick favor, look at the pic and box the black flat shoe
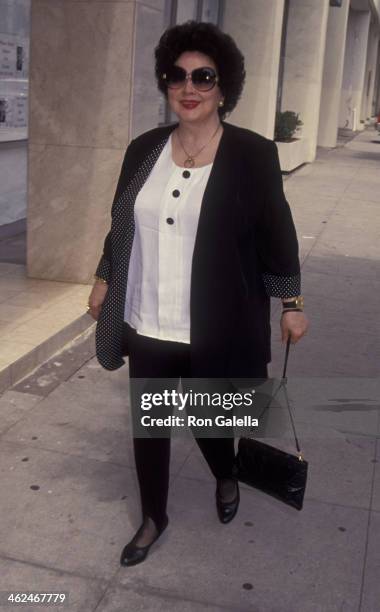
[120,515,169,567]
[215,479,240,524]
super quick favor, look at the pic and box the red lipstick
[180,101,200,109]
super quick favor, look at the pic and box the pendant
[184,157,195,168]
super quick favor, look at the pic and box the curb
[0,313,95,394]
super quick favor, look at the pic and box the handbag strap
[255,338,304,462]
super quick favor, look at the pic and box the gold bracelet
[94,274,108,284]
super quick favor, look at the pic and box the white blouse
[124,134,213,343]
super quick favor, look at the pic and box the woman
[87,21,308,567]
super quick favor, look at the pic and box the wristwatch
[282,296,304,311]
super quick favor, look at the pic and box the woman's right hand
[87,279,109,320]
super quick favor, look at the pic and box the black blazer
[94,120,300,379]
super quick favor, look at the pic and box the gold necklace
[176,123,221,168]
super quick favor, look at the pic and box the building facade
[25,0,380,282]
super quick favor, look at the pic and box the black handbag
[235,339,308,510]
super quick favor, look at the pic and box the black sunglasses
[161,66,219,92]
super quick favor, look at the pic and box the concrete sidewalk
[0,127,379,611]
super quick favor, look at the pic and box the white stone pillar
[374,42,380,114]
[222,0,285,139]
[280,0,329,162]
[28,0,136,283]
[361,21,379,121]
[317,0,350,148]
[339,7,371,131]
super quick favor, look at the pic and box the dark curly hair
[154,21,246,120]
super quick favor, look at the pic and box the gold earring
[218,100,224,107]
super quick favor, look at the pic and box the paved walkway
[0,127,379,611]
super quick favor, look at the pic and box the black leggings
[124,322,267,530]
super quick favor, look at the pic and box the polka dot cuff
[262,272,301,298]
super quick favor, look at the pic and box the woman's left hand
[280,311,309,344]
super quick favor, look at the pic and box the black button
[172,189,180,198]
[166,217,174,225]
[182,170,191,179]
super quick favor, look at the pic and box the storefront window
[0,0,31,141]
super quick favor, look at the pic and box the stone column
[222,0,285,139]
[361,21,380,121]
[317,0,350,148]
[28,0,136,283]
[280,0,329,162]
[339,7,371,130]
[374,42,380,114]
